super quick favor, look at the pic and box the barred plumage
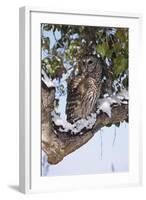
[66,56,103,124]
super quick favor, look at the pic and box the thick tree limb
[41,82,128,165]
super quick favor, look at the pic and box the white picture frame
[19,6,142,194]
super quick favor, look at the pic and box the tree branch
[41,81,128,165]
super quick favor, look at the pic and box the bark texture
[41,82,128,165]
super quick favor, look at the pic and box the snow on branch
[52,90,128,135]
[117,89,128,100]
[52,112,96,135]
[42,69,55,88]
[97,89,128,118]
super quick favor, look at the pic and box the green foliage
[113,56,128,77]
[41,24,129,93]
[96,43,110,58]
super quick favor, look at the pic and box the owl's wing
[66,75,85,123]
[66,76,101,124]
[81,77,100,118]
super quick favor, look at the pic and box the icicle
[112,126,117,146]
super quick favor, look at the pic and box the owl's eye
[88,60,93,65]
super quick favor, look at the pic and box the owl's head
[81,56,102,74]
[85,56,98,73]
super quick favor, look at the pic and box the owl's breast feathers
[66,75,101,124]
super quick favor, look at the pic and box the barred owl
[66,56,103,124]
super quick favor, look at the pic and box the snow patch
[42,69,55,88]
[97,90,128,118]
[117,89,128,100]
[107,96,121,105]
[97,99,112,117]
[52,111,96,135]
